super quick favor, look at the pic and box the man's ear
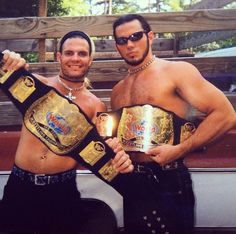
[147,31,154,45]
[56,52,61,63]
[88,56,93,67]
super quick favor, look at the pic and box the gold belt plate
[24,90,93,154]
[117,105,174,152]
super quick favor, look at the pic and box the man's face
[57,37,92,82]
[115,19,149,66]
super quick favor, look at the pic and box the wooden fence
[1,10,236,233]
[0,9,236,129]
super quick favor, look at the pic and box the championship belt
[96,105,196,152]
[0,52,127,193]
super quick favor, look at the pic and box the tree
[112,0,140,14]
[61,0,90,16]
[0,0,70,17]
[0,0,38,17]
[48,0,70,16]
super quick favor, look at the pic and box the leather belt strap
[12,164,76,186]
[133,160,185,173]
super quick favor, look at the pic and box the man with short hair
[0,31,133,233]
[111,14,236,234]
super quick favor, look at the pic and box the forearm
[178,109,236,157]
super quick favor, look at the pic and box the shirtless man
[111,14,236,234]
[0,31,133,233]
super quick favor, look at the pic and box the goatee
[124,39,150,66]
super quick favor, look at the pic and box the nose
[126,39,135,48]
[71,52,81,60]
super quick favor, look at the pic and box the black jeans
[123,163,195,234]
[0,169,117,234]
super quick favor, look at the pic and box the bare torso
[112,58,192,117]
[15,75,106,174]
[111,58,192,160]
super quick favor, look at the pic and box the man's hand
[145,144,182,166]
[106,137,134,173]
[2,50,28,71]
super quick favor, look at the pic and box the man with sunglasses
[111,14,236,233]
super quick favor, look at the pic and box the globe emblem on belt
[131,120,158,136]
[46,112,71,135]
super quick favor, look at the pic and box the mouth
[68,64,82,70]
[126,52,137,59]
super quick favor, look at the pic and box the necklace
[57,76,85,101]
[128,56,156,75]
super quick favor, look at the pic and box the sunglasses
[115,31,146,45]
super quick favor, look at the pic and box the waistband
[12,164,76,186]
[133,160,185,173]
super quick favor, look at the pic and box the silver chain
[57,75,85,100]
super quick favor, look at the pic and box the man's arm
[147,61,236,165]
[176,62,236,153]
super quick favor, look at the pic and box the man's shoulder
[33,73,52,85]
[86,90,107,112]
[158,58,190,68]
[86,89,106,106]
[112,79,125,92]
[157,59,196,75]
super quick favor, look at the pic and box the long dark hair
[113,14,151,39]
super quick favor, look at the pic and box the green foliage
[47,0,70,16]
[215,37,236,49]
[112,0,140,14]
[194,37,236,53]
[1,0,235,61]
[161,0,184,11]
[60,0,90,16]
[87,0,140,15]
[225,2,236,9]
[21,52,39,63]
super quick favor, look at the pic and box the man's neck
[128,55,156,75]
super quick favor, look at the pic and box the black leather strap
[0,52,127,194]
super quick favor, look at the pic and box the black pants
[0,170,117,234]
[122,163,195,234]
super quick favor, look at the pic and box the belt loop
[47,175,51,184]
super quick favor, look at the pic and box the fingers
[145,147,162,164]
[105,137,122,153]
[106,137,133,173]
[2,50,27,71]
[146,145,174,166]
[112,151,134,173]
[145,147,160,157]
[120,163,134,173]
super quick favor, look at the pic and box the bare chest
[112,76,188,118]
[114,78,162,108]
